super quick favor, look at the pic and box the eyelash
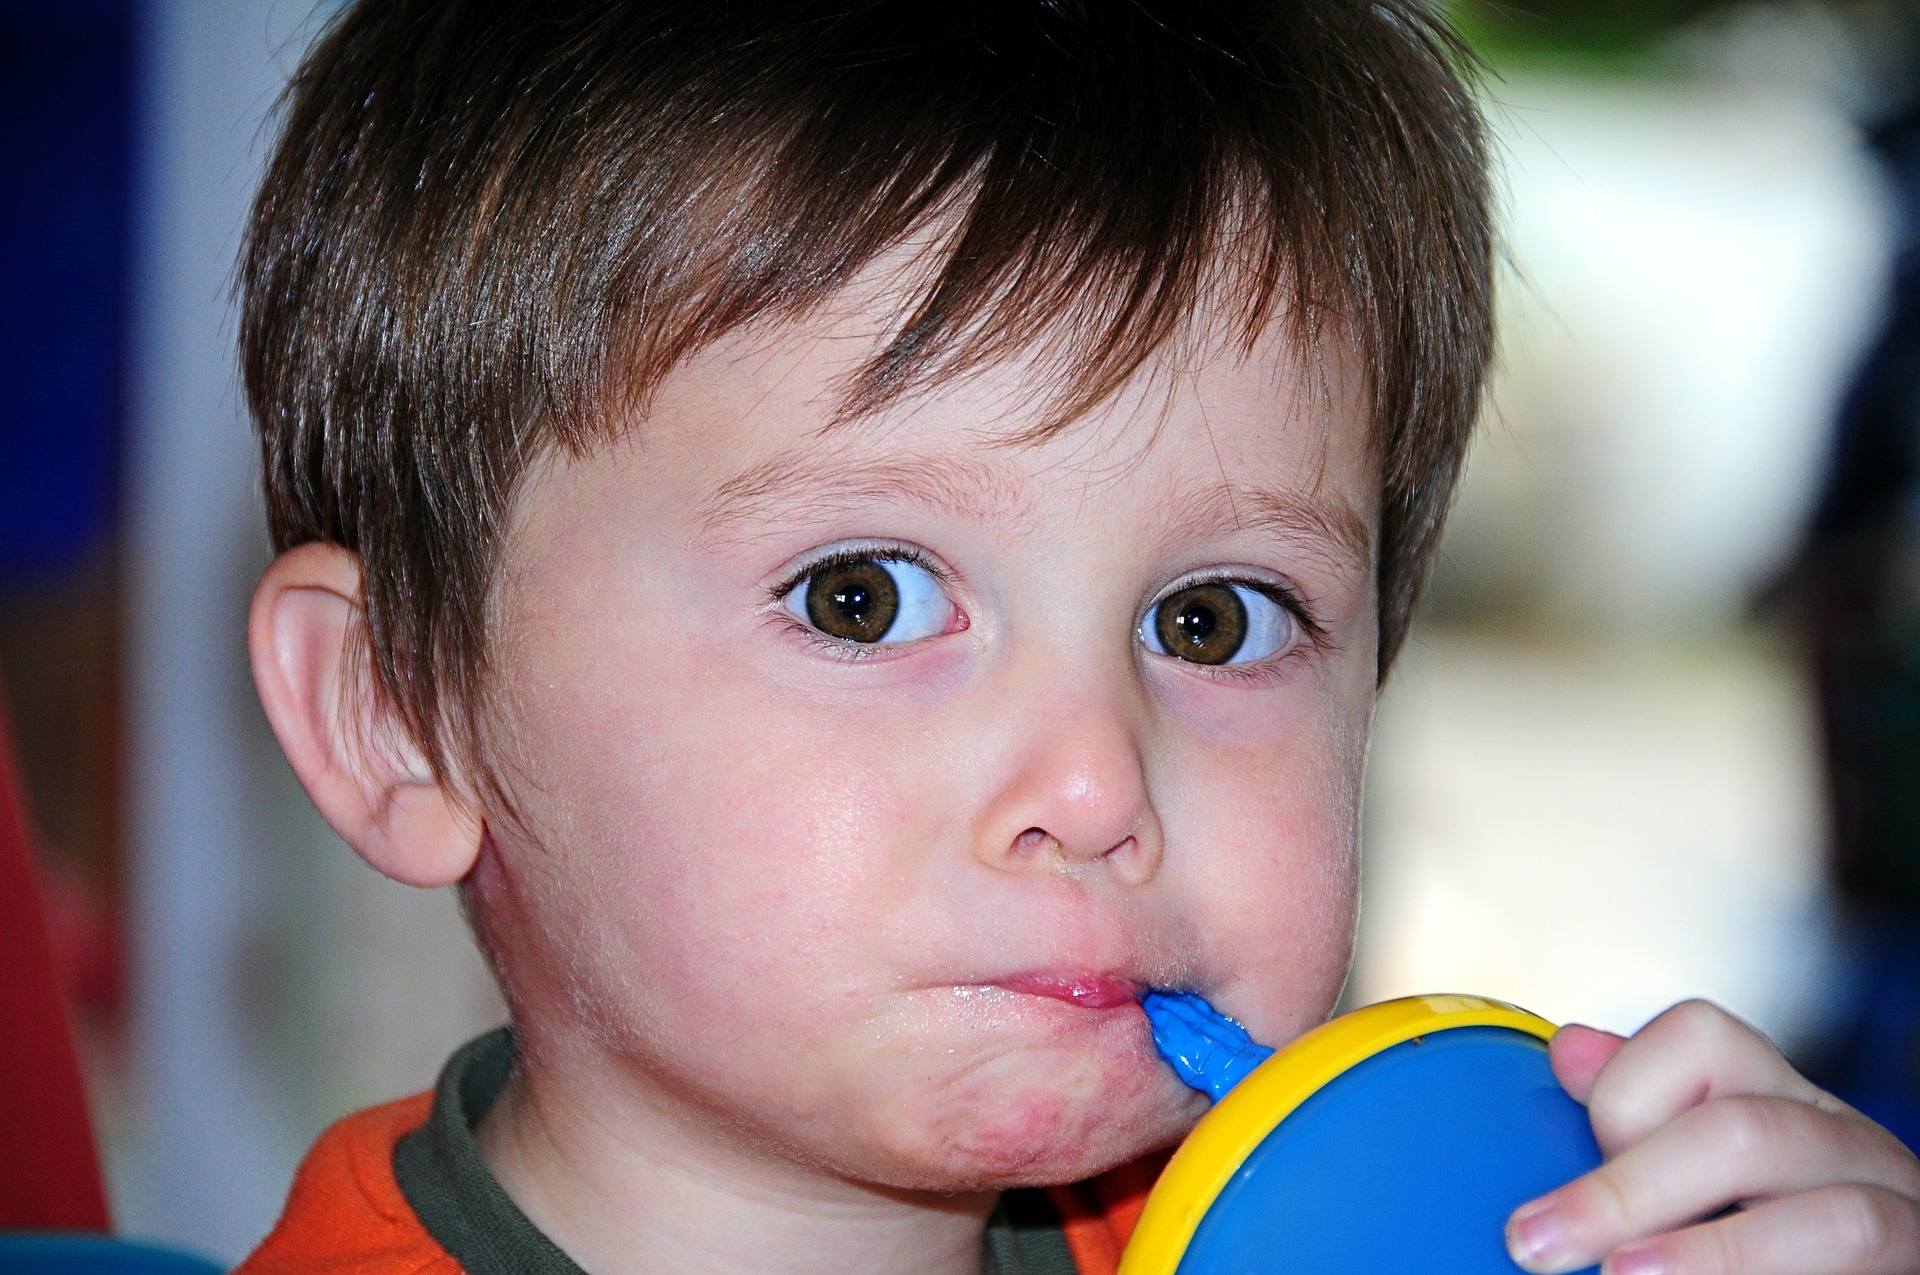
[770,544,952,603]
[1158,572,1323,639]
[768,548,1330,669]
[1146,572,1330,679]
[767,544,957,660]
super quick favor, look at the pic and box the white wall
[1355,65,1892,1049]
[122,0,326,1255]
[121,8,502,1254]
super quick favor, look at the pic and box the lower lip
[997,973,1146,1010]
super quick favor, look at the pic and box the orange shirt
[237,1090,1156,1275]
[236,1093,455,1275]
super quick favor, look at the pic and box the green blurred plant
[1452,0,1770,64]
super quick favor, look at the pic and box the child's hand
[1506,1000,1920,1274]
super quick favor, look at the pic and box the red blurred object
[0,675,110,1230]
[41,859,129,1025]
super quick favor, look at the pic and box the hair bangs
[243,0,1491,792]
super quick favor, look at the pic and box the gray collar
[393,1028,1080,1275]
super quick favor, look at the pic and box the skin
[1520,1010,1920,1275]
[249,283,1920,1274]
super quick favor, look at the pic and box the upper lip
[992,971,1148,1010]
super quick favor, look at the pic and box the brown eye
[1143,580,1296,667]
[785,552,958,648]
[1152,583,1249,665]
[804,559,900,642]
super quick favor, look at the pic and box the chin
[868,1047,1208,1191]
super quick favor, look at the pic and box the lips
[996,972,1147,1010]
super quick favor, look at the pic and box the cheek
[1161,682,1366,1042]
[496,627,935,1038]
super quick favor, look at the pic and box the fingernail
[1507,1202,1572,1271]
[1604,1248,1666,1275]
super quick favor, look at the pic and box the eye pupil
[1155,583,1248,665]
[806,560,900,643]
[1175,603,1218,643]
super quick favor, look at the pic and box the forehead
[631,283,1378,567]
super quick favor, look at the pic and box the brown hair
[241,0,1492,789]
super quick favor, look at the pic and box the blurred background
[0,0,1916,1263]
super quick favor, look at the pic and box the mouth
[993,972,1147,1010]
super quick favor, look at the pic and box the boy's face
[474,289,1380,1193]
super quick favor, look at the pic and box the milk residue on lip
[998,972,1147,1009]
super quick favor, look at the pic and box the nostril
[1011,827,1053,857]
[1104,833,1161,886]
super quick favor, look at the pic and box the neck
[472,1032,997,1275]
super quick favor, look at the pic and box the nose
[971,687,1165,887]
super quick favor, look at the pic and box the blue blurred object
[0,1236,223,1275]
[1773,66,1920,1153]
[0,0,132,583]
[1810,918,1920,1157]
[1125,994,1604,1275]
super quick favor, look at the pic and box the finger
[1599,1184,1920,1275]
[1584,1000,1832,1155]
[1506,1095,1920,1272]
[1551,1024,1627,1105]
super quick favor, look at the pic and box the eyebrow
[698,445,1374,578]
[1160,479,1375,579]
[700,448,1040,543]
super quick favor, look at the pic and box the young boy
[234,2,1920,1272]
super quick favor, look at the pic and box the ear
[248,541,483,887]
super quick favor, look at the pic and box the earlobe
[248,541,483,888]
